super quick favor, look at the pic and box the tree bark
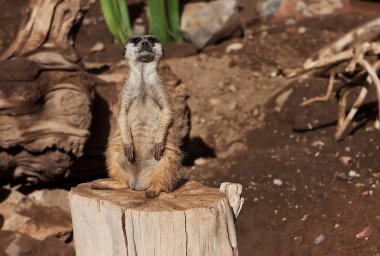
[0,0,95,182]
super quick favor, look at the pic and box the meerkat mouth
[137,48,155,62]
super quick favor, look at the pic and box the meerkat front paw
[153,142,165,161]
[123,143,135,163]
[145,186,162,198]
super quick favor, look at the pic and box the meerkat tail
[91,180,129,190]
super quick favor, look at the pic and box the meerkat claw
[123,144,135,163]
[154,142,165,161]
[145,188,161,198]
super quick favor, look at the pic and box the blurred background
[1,0,380,255]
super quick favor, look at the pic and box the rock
[375,119,380,130]
[218,142,247,158]
[313,234,325,245]
[16,203,72,241]
[227,84,237,92]
[90,42,105,52]
[226,42,243,54]
[181,0,240,49]
[311,140,324,148]
[229,101,237,110]
[1,209,30,231]
[28,189,70,213]
[285,18,296,26]
[348,170,359,178]
[0,187,72,241]
[0,231,75,256]
[258,0,282,17]
[209,98,222,106]
[339,156,352,166]
[194,157,209,166]
[273,179,283,186]
[261,0,349,19]
[298,26,306,34]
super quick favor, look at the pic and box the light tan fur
[92,35,182,198]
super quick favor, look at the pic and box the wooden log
[0,0,96,183]
[69,179,240,256]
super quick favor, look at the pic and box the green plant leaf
[100,0,132,43]
[166,0,182,43]
[147,0,182,43]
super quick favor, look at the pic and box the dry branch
[285,16,380,140]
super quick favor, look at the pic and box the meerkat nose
[142,41,149,48]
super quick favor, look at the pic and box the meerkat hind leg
[145,152,181,198]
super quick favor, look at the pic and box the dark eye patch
[146,36,158,44]
[128,36,142,45]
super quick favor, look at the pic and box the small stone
[311,140,324,148]
[227,84,237,92]
[273,179,283,186]
[229,101,237,110]
[339,156,352,166]
[90,42,105,52]
[348,170,359,177]
[285,18,296,26]
[298,26,306,34]
[209,98,222,106]
[375,119,380,130]
[194,158,208,166]
[226,42,243,54]
[314,234,325,245]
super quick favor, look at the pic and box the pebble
[209,98,222,106]
[229,101,237,110]
[339,156,352,165]
[311,140,324,148]
[285,18,296,26]
[226,42,243,54]
[313,234,325,245]
[348,170,359,177]
[375,120,380,129]
[227,84,237,92]
[273,179,283,186]
[90,41,105,52]
[194,158,208,166]
[298,27,306,34]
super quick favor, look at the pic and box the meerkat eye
[128,36,142,45]
[147,36,158,44]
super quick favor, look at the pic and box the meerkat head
[123,35,163,63]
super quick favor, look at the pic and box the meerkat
[93,35,182,198]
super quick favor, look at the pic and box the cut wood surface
[70,179,239,256]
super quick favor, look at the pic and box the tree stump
[69,179,241,256]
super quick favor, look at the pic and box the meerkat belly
[127,97,161,190]
[129,97,160,159]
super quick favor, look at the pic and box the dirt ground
[1,0,380,255]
